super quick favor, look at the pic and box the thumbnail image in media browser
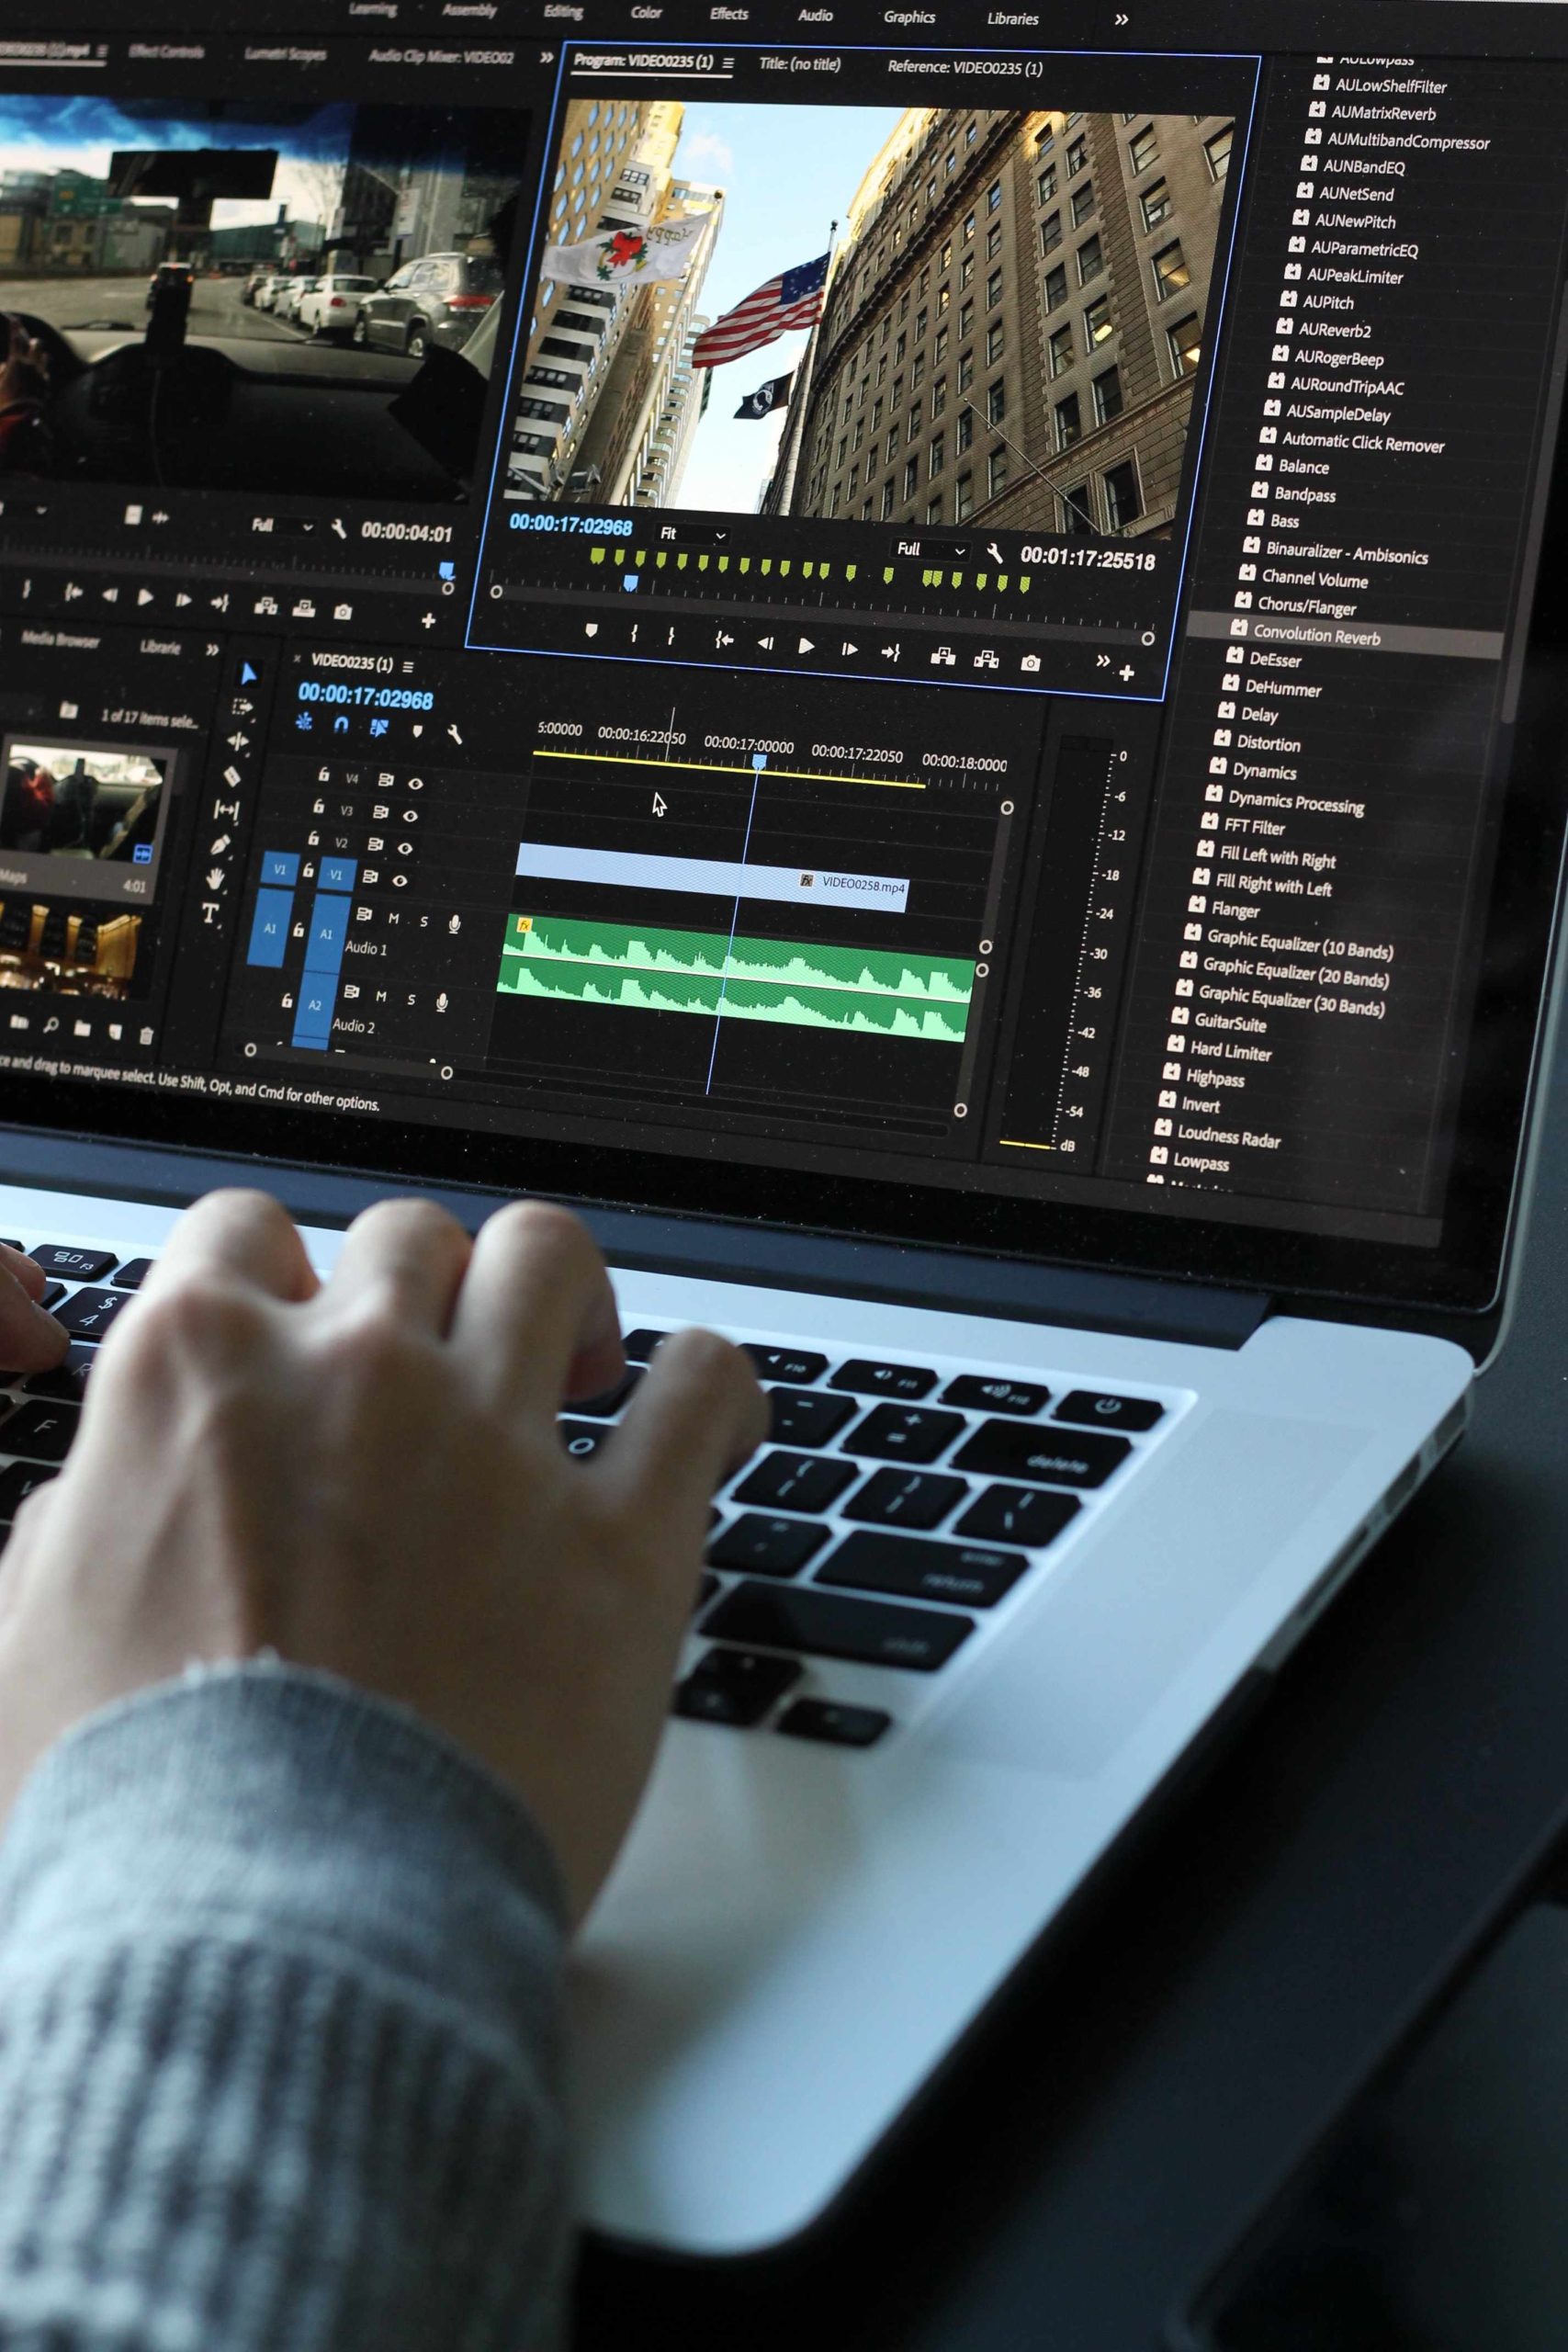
[509,99,1235,541]
[0,897,148,1005]
[0,96,527,501]
[0,738,172,907]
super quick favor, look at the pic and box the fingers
[598,1328,767,1535]
[144,1189,319,1306]
[0,1256,65,1374]
[313,1198,472,1338]
[451,1201,623,1414]
[0,1245,47,1305]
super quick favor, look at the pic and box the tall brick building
[789,105,1235,537]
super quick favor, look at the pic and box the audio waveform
[497,915,973,1045]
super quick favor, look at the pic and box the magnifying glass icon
[42,1016,59,1034]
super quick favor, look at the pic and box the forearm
[0,1666,571,2352]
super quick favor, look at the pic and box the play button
[797,635,815,653]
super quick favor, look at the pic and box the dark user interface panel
[1,3,1565,1259]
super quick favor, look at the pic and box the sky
[664,103,905,514]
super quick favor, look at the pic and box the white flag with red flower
[540,214,710,289]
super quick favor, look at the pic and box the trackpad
[930,1412,1365,1777]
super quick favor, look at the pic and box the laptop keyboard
[0,1244,1188,1752]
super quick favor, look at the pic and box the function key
[706,1513,829,1578]
[769,1387,858,1449]
[674,1645,801,1728]
[842,1468,968,1532]
[23,1342,96,1404]
[29,1247,117,1283]
[109,1259,154,1291]
[842,1403,965,1464]
[1054,1389,1166,1434]
[701,1580,973,1673]
[731,1451,857,1515]
[53,1288,132,1340]
[777,1699,891,1749]
[952,1419,1132,1490]
[744,1344,829,1384]
[0,1401,78,1464]
[942,1374,1050,1417]
[621,1329,670,1363]
[829,1360,938,1402]
[954,1485,1079,1549]
[818,1530,1027,1611]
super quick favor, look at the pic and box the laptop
[0,0,1563,2260]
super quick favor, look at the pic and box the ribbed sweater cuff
[0,1666,572,2351]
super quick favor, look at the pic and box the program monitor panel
[473,43,1258,701]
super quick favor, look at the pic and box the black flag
[735,371,793,420]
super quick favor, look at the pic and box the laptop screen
[1,0,1564,1315]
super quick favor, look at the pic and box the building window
[1037,164,1058,205]
[987,377,1007,425]
[930,431,945,480]
[1092,363,1123,424]
[1066,136,1089,177]
[945,147,957,175]
[862,498,873,519]
[955,408,974,452]
[912,350,926,390]
[954,471,975,521]
[1084,295,1113,348]
[941,239,953,268]
[1071,180,1096,228]
[1040,211,1063,257]
[886,426,899,463]
[960,253,976,288]
[540,335,593,363]
[916,308,928,341]
[909,403,921,443]
[959,300,975,338]
[881,479,896,518]
[519,397,570,424]
[1048,323,1075,378]
[906,456,919,499]
[1104,458,1143,530]
[892,374,904,405]
[1044,264,1068,311]
[875,355,886,388]
[958,347,975,390]
[896,333,907,362]
[1060,481,1095,535]
[1141,177,1173,232]
[987,221,1003,259]
[1129,123,1160,175]
[1077,234,1104,286]
[525,366,576,390]
[1153,240,1190,301]
[852,417,863,452]
[963,209,976,241]
[931,376,947,418]
[938,282,951,312]
[986,320,1005,364]
[987,267,1003,309]
[934,326,948,363]
[1205,123,1235,180]
[1168,312,1202,375]
[515,431,555,458]
[872,396,883,430]
[988,447,1009,499]
[835,435,848,469]
[927,493,944,524]
[1055,391,1082,450]
[986,177,1002,212]
[899,288,910,320]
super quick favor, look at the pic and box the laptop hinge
[0,1128,1269,1352]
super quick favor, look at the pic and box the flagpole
[768,221,837,514]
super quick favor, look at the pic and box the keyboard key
[621,1329,669,1363]
[952,1419,1132,1490]
[842,1403,965,1464]
[570,1367,643,1419]
[0,1401,78,1464]
[955,1485,1080,1549]
[23,1343,96,1403]
[0,1461,57,1515]
[694,1572,720,1616]
[743,1344,829,1385]
[0,1239,20,1252]
[842,1468,968,1531]
[777,1700,891,1749]
[731,1451,857,1514]
[109,1259,154,1291]
[941,1374,1051,1417]
[706,1514,829,1578]
[29,1246,116,1283]
[768,1387,858,1448]
[701,1581,973,1672]
[39,1284,66,1312]
[675,1645,800,1727]
[1054,1389,1166,1434]
[53,1288,132,1340]
[818,1531,1027,1610]
[558,1419,612,1461]
[829,1359,938,1401]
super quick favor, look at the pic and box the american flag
[691,254,829,368]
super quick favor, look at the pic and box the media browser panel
[0,0,1565,1280]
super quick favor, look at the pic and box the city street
[0,272,418,382]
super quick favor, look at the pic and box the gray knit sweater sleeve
[0,1665,572,2351]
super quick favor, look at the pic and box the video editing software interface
[0,0,1564,1253]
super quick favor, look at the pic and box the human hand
[0,1191,767,1920]
[0,314,50,409]
[0,1244,67,1374]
